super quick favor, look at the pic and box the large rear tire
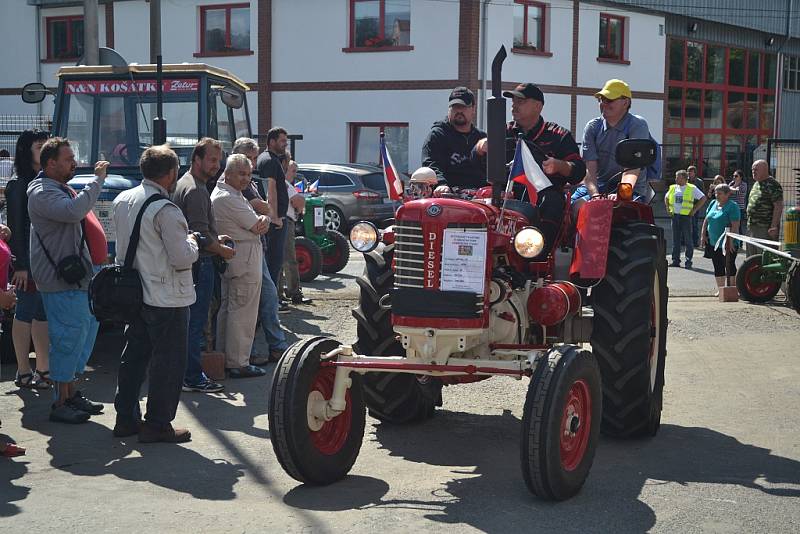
[321,230,350,274]
[352,244,442,423]
[295,236,323,283]
[591,222,668,438]
[268,336,366,485]
[736,254,781,303]
[521,346,602,501]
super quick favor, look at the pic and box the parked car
[296,163,401,232]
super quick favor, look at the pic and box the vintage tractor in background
[294,193,350,282]
[268,47,668,501]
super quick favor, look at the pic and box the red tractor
[268,49,667,501]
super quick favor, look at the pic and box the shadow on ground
[281,409,800,533]
[0,433,29,517]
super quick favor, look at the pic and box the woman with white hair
[701,183,741,294]
[210,154,270,377]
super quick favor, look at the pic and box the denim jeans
[40,290,100,384]
[185,256,214,385]
[266,223,288,289]
[256,253,288,353]
[114,305,189,428]
[671,214,694,264]
[692,213,702,247]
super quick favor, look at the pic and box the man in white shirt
[112,145,199,443]
[665,169,706,269]
[281,159,311,305]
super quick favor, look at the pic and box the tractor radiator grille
[393,222,426,289]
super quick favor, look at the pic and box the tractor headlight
[349,222,379,252]
[514,227,545,258]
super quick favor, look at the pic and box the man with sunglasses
[572,79,653,206]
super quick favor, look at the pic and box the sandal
[1,442,26,458]
[14,371,51,390]
[34,371,53,389]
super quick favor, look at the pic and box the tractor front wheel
[321,230,350,274]
[736,254,781,302]
[296,236,323,282]
[268,336,366,485]
[521,345,602,501]
[352,244,442,423]
[591,222,668,438]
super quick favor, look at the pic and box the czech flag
[294,180,305,193]
[307,179,319,193]
[380,132,404,201]
[508,138,552,204]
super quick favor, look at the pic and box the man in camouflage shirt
[746,159,784,256]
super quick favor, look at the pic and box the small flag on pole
[380,132,404,201]
[508,138,552,204]
[294,180,305,193]
[307,179,319,193]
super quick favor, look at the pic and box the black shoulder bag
[36,220,88,286]
[88,194,167,322]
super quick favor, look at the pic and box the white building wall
[483,0,574,88]
[272,89,450,170]
[272,0,459,82]
[577,5,665,93]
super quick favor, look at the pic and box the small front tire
[521,346,602,501]
[268,336,366,485]
[295,236,323,283]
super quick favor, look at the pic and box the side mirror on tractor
[615,138,657,169]
[21,82,51,104]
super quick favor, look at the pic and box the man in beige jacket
[211,154,269,378]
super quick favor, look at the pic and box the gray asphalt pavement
[1,239,799,533]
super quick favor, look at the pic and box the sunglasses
[597,96,627,104]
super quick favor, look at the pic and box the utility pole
[83,0,99,64]
[149,0,162,64]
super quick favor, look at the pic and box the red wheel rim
[296,245,312,276]
[744,263,779,297]
[309,367,352,455]
[560,379,592,471]
[322,244,342,268]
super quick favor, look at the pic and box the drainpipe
[774,0,793,137]
[35,4,43,116]
[479,0,490,130]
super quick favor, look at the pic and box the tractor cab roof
[56,63,249,91]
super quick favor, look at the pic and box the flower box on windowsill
[193,50,254,58]
[342,45,414,53]
[597,56,630,65]
[511,47,553,58]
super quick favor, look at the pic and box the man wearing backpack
[111,145,200,443]
[572,79,658,207]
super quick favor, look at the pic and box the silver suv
[296,163,401,232]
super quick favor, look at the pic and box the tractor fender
[570,199,613,281]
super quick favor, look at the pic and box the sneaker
[50,403,90,424]
[227,365,268,378]
[269,349,286,363]
[67,391,104,415]
[182,379,224,393]
[291,294,313,305]
[684,261,693,269]
[113,418,144,438]
[670,261,681,267]
[278,300,290,313]
[139,423,191,444]
[249,354,270,366]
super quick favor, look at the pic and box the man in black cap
[421,86,488,194]
[494,83,586,257]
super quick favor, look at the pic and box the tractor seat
[503,199,539,226]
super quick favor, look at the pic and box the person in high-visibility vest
[665,169,706,268]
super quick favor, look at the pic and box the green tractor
[294,194,350,282]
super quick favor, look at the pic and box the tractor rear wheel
[736,254,781,302]
[521,345,602,501]
[352,244,442,423]
[295,236,322,282]
[321,230,350,274]
[268,336,366,485]
[591,222,668,438]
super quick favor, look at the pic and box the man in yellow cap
[571,79,655,206]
